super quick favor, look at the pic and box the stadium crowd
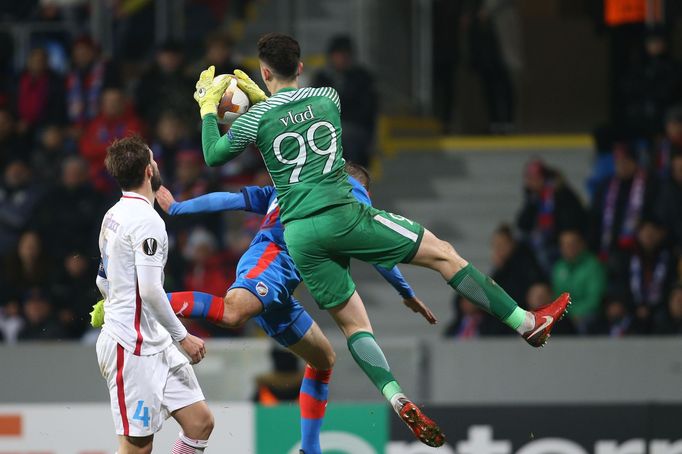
[0,7,379,343]
[446,144,682,338]
[0,27,274,342]
[1,3,682,343]
[444,5,682,338]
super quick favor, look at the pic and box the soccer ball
[216,74,251,125]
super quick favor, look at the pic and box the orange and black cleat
[523,292,571,348]
[398,399,446,448]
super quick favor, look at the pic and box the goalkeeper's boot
[90,299,105,328]
[522,292,571,348]
[396,397,445,447]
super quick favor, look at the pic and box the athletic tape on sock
[179,432,209,449]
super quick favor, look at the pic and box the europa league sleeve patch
[142,238,158,256]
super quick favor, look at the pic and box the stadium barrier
[3,338,681,451]
[1,402,681,453]
[2,338,680,405]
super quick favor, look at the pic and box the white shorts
[96,332,205,437]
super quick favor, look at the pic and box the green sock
[347,331,403,402]
[448,263,526,330]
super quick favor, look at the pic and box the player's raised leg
[329,291,444,448]
[166,288,259,328]
[410,229,570,347]
[171,401,214,453]
[169,289,337,454]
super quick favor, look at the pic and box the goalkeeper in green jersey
[194,33,571,448]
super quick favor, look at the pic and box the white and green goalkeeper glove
[234,69,268,105]
[193,65,231,118]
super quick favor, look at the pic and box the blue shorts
[229,241,313,347]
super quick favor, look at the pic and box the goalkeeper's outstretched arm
[201,114,249,166]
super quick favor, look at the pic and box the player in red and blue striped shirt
[153,163,436,454]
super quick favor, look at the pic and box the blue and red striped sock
[299,365,332,454]
[167,291,224,323]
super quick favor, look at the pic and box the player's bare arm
[403,296,437,325]
[155,185,175,212]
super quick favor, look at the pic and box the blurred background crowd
[0,0,681,343]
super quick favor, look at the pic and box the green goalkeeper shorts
[284,201,424,309]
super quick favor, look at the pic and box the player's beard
[151,167,162,192]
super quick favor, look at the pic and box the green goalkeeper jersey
[202,86,354,223]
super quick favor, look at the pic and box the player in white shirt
[95,136,213,454]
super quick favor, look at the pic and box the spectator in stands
[170,148,216,202]
[33,156,105,259]
[526,282,576,335]
[311,35,378,167]
[79,87,143,193]
[552,230,606,334]
[18,288,65,341]
[0,109,25,171]
[517,159,586,270]
[490,224,545,306]
[66,36,120,132]
[0,159,43,255]
[610,219,676,333]
[136,41,195,126]
[444,295,513,338]
[655,284,682,334]
[620,30,682,139]
[182,227,230,298]
[654,106,682,174]
[1,231,51,303]
[16,47,66,131]
[0,298,22,343]
[150,111,194,181]
[656,149,682,246]
[31,124,69,185]
[189,31,244,77]
[50,251,98,339]
[253,347,304,404]
[463,0,520,134]
[591,293,641,336]
[590,143,656,260]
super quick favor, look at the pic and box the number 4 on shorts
[133,400,150,428]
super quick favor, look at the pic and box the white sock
[389,392,407,413]
[516,311,535,335]
[173,432,208,453]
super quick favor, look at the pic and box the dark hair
[327,35,353,55]
[672,147,682,161]
[637,216,665,231]
[345,162,371,189]
[205,30,233,49]
[157,40,183,54]
[105,136,151,190]
[559,228,585,240]
[493,223,514,240]
[671,282,682,294]
[257,33,300,80]
[665,105,682,124]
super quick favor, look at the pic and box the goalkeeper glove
[234,69,268,105]
[193,65,231,118]
[90,299,105,328]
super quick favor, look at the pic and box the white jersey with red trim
[98,191,172,355]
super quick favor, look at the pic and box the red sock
[167,291,225,323]
[300,365,332,454]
